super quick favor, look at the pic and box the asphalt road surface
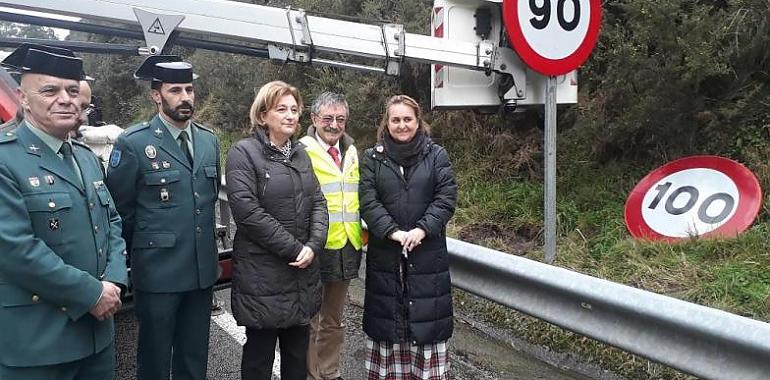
[115,280,589,379]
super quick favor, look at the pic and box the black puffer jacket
[360,138,457,345]
[225,129,327,329]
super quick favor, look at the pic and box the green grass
[448,145,770,379]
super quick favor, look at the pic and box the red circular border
[503,0,602,76]
[624,155,762,242]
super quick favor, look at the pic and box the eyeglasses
[318,115,347,125]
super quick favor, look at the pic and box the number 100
[648,182,735,224]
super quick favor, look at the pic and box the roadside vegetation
[6,0,768,378]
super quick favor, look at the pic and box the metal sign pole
[544,75,557,263]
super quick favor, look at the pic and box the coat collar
[148,114,207,171]
[16,123,85,192]
[254,127,303,160]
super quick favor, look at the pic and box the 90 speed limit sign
[503,0,602,75]
[624,156,762,241]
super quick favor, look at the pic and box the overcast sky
[0,7,77,39]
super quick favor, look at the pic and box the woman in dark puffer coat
[226,81,327,380]
[360,94,458,380]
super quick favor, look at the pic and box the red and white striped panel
[432,6,445,89]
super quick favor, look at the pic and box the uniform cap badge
[28,176,40,187]
[145,145,157,159]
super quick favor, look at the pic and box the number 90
[529,0,581,31]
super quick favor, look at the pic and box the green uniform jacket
[0,117,19,134]
[0,123,128,367]
[106,115,220,293]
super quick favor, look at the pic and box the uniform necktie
[328,146,341,169]
[178,130,193,165]
[59,142,83,186]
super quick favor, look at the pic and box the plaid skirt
[364,338,451,380]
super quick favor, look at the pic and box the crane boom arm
[0,0,495,75]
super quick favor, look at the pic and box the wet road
[115,280,590,379]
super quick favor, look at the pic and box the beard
[161,96,194,122]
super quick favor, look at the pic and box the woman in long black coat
[225,80,327,380]
[359,94,458,380]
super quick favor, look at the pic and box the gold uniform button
[160,178,166,184]
[48,202,56,208]
[93,225,99,232]
[31,294,40,303]
[60,306,67,312]
[195,209,201,215]
[89,202,95,209]
[196,227,202,233]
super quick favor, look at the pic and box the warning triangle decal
[148,18,165,35]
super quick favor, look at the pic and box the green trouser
[0,342,114,380]
[134,287,213,380]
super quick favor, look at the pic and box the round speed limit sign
[625,156,762,241]
[503,0,602,75]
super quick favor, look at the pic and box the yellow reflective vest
[300,135,363,250]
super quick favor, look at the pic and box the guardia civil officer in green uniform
[0,44,89,134]
[106,55,220,380]
[0,45,128,380]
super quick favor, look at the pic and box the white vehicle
[0,0,577,113]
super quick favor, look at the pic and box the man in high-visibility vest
[301,92,362,380]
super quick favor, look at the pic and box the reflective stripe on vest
[300,135,362,250]
[320,182,358,195]
[329,211,361,223]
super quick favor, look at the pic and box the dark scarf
[383,129,426,168]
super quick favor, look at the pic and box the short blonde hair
[249,80,303,134]
[376,94,430,141]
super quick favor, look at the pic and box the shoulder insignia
[0,130,17,144]
[123,122,152,137]
[193,122,215,135]
[109,149,122,167]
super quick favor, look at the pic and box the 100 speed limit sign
[624,156,762,241]
[503,0,602,75]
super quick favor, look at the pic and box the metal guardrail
[216,186,770,379]
[449,238,770,380]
